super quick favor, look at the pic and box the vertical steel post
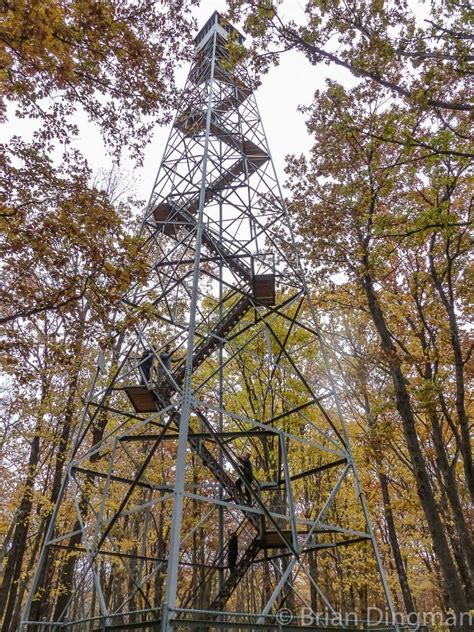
[218,198,225,600]
[162,30,218,631]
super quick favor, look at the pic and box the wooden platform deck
[124,386,161,413]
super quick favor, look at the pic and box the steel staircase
[168,295,251,390]
[152,395,263,614]
[155,192,254,283]
[100,29,282,632]
[208,535,260,611]
[149,40,273,615]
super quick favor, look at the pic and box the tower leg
[162,30,218,630]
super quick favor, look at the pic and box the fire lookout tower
[23,12,398,632]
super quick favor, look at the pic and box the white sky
[74,0,354,202]
[3,1,354,202]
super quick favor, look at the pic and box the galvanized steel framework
[22,12,398,632]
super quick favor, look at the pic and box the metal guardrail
[22,608,430,632]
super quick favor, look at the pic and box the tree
[1,0,196,154]
[229,0,473,159]
[285,81,472,621]
[1,0,197,325]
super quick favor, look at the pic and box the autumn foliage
[1,1,472,630]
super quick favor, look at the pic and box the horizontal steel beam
[119,429,277,442]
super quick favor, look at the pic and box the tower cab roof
[194,11,245,50]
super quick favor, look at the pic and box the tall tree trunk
[378,472,416,614]
[412,317,474,604]
[0,384,47,631]
[428,406,474,586]
[52,517,84,621]
[29,366,81,621]
[436,480,474,609]
[429,239,473,502]
[308,547,318,613]
[362,270,469,620]
[9,519,46,631]
[356,351,417,618]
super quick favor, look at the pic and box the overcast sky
[4,1,355,203]
[72,0,355,203]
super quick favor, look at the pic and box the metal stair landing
[123,385,161,413]
[125,296,252,415]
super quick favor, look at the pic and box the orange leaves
[0,139,147,329]
[1,1,196,155]
[0,2,198,328]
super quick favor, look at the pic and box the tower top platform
[194,11,245,50]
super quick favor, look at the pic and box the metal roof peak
[194,10,245,49]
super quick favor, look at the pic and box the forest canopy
[0,2,472,631]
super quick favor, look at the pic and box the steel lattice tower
[23,12,398,632]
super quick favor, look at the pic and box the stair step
[169,297,251,389]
